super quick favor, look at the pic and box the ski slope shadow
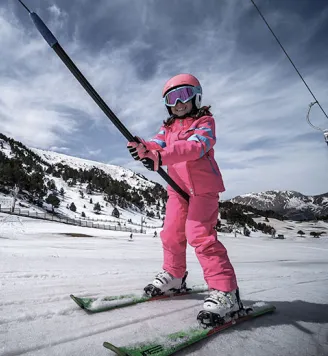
[176,299,328,355]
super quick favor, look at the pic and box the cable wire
[250,0,328,122]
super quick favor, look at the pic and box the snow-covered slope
[0,134,166,227]
[0,139,14,159]
[1,215,327,356]
[32,147,155,191]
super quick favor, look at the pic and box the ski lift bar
[324,130,328,146]
[306,101,328,146]
[17,0,189,201]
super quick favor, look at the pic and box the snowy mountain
[31,147,161,195]
[0,133,167,225]
[228,190,328,220]
[32,147,153,190]
[0,133,158,192]
[1,133,327,224]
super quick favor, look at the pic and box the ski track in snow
[1,216,328,356]
[2,301,203,356]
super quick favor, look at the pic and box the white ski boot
[197,288,244,328]
[144,271,188,296]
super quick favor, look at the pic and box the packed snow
[1,214,328,356]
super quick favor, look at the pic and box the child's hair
[163,105,212,127]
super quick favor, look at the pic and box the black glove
[127,136,146,161]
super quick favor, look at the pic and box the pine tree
[45,194,60,212]
[112,207,120,218]
[94,202,101,214]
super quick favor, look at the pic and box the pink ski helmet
[162,73,202,109]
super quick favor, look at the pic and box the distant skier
[127,74,241,326]
[129,233,133,241]
[271,228,276,239]
[153,231,157,238]
[243,226,250,237]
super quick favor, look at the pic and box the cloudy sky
[1,0,327,199]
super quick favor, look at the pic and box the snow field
[0,215,328,355]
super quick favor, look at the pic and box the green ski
[103,303,276,356]
[70,285,208,313]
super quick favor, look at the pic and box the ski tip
[70,294,78,302]
[70,294,85,309]
[103,342,129,356]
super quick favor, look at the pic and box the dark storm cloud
[10,0,328,80]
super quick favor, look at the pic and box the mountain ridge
[1,132,327,221]
[228,190,328,220]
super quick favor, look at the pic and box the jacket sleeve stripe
[187,134,210,157]
[150,138,166,148]
[195,127,214,138]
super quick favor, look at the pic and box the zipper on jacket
[206,154,219,176]
[185,162,196,196]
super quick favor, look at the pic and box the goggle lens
[164,86,196,107]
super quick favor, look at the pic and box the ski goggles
[163,85,202,107]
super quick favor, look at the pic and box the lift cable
[250,0,328,134]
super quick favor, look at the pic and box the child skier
[127,74,242,324]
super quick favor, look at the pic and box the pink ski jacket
[144,115,225,196]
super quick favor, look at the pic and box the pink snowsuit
[144,114,237,292]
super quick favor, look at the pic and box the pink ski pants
[161,191,237,292]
